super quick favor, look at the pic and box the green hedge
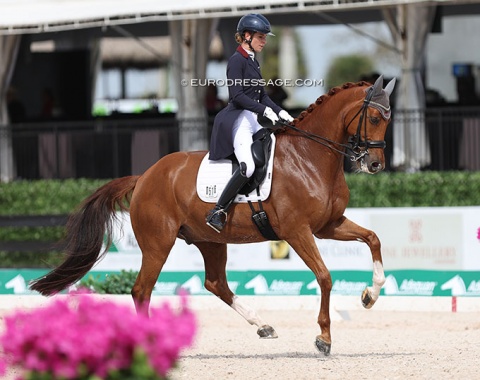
[0,179,109,267]
[80,270,139,294]
[346,171,480,207]
[0,172,479,268]
[0,179,109,215]
[1,172,479,214]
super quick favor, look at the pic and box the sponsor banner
[371,209,464,270]
[1,269,479,297]
[0,270,47,295]
[97,211,375,272]
[98,207,480,272]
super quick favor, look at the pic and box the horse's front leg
[195,242,278,339]
[287,233,332,356]
[316,215,386,308]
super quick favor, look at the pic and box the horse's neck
[291,106,347,167]
[275,131,345,193]
[302,94,351,140]
[277,99,352,185]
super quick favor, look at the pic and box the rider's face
[245,32,267,52]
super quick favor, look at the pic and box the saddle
[196,128,279,240]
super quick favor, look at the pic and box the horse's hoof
[361,287,375,309]
[314,337,331,356]
[257,325,278,339]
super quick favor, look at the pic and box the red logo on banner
[409,219,423,243]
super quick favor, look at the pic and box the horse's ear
[384,77,397,97]
[372,75,384,95]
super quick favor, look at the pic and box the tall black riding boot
[206,163,249,233]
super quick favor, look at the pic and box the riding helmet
[237,13,275,36]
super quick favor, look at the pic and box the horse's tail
[30,176,140,296]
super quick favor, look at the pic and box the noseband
[276,87,388,162]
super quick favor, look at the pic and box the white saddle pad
[196,134,276,203]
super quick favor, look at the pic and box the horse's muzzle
[356,150,385,174]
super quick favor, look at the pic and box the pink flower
[0,294,196,379]
[0,359,6,376]
[477,227,480,241]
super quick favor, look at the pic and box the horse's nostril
[371,161,382,172]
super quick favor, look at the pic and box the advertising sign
[2,207,478,296]
[97,207,480,272]
[2,269,480,297]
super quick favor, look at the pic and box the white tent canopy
[0,0,475,35]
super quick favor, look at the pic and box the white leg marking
[370,260,386,301]
[230,296,267,327]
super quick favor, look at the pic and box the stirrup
[206,208,228,233]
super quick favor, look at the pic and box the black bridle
[275,87,387,162]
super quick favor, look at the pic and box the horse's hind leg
[195,242,278,339]
[130,235,175,314]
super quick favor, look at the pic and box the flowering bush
[0,293,196,379]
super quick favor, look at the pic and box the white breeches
[232,110,263,178]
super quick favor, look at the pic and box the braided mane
[293,81,370,125]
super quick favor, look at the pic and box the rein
[275,87,387,162]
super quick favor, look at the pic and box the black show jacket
[209,46,282,160]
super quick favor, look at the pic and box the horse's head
[345,75,396,174]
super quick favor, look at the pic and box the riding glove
[279,110,294,122]
[264,107,279,125]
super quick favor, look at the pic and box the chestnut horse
[30,76,395,355]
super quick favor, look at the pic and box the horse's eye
[369,116,380,125]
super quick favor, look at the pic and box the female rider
[206,13,294,233]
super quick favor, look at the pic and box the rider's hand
[279,110,294,122]
[263,107,279,125]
